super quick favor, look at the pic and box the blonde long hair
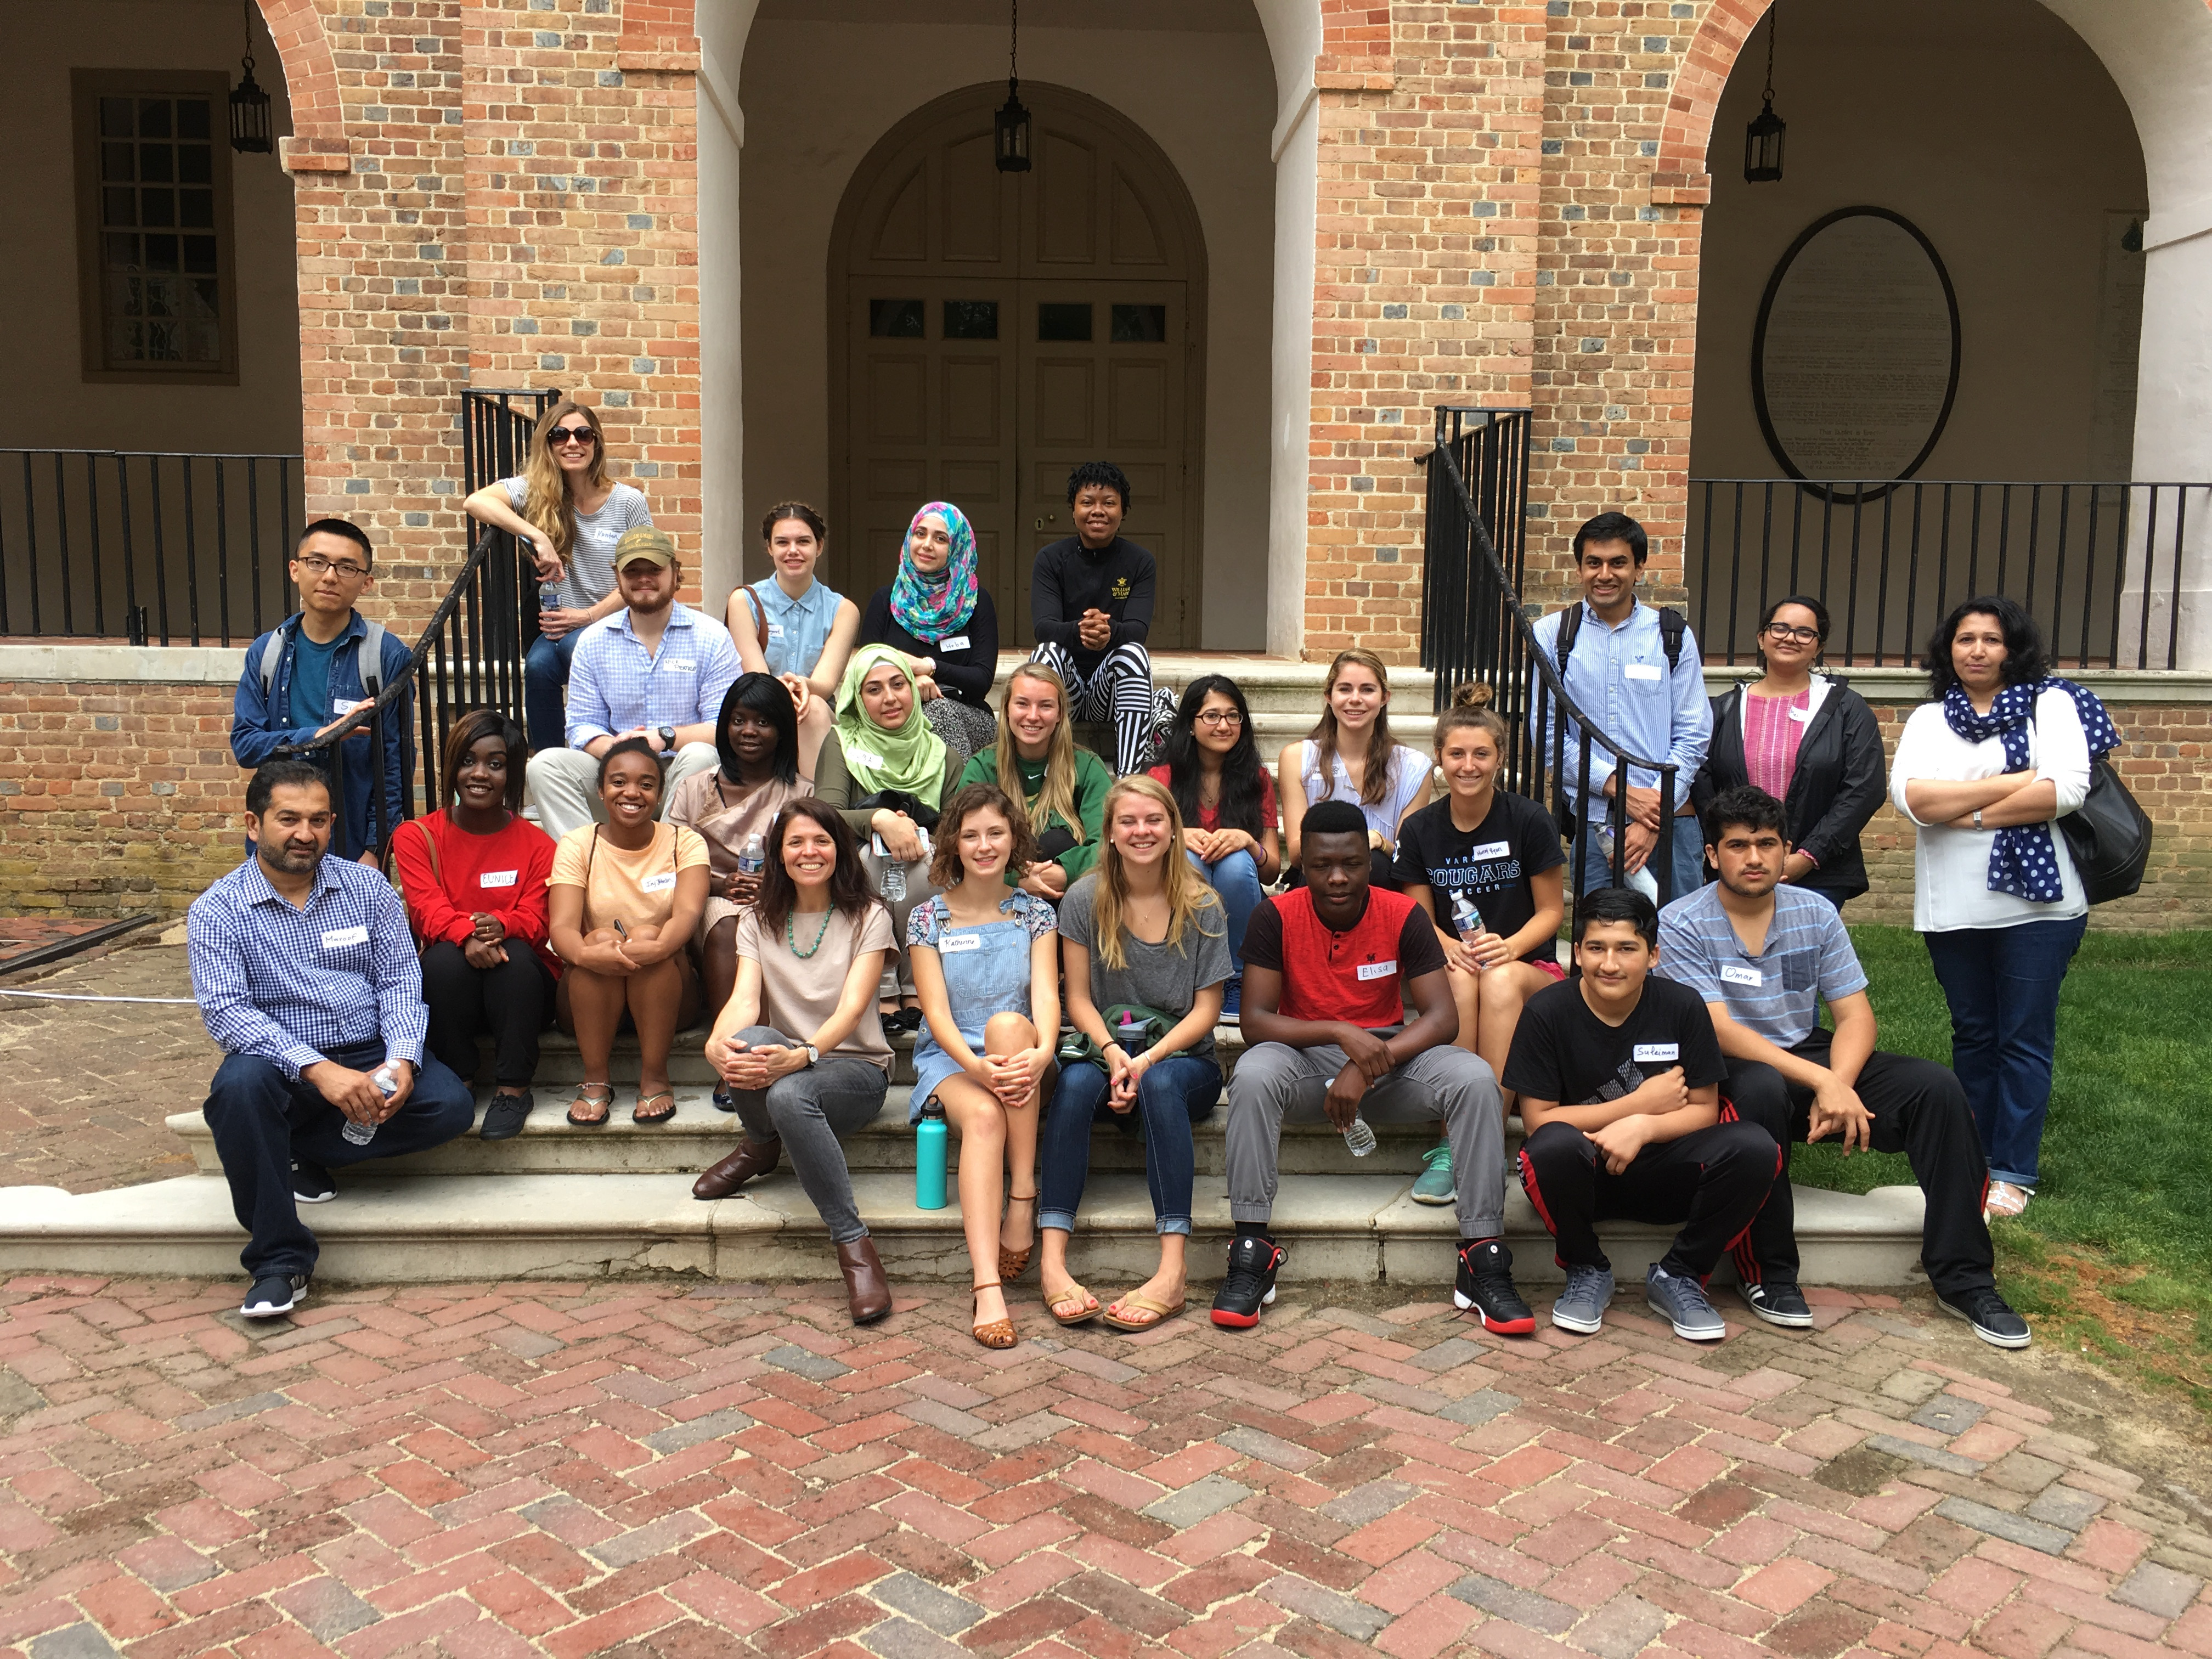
[518,399,611,567]
[1307,647,1400,808]
[1090,776,1223,972]
[993,662,1089,849]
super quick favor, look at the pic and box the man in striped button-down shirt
[189,760,475,1318]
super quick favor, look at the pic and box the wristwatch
[1972,808,1984,831]
[657,724,677,751]
[800,1043,821,1066]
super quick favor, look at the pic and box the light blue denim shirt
[1531,599,1712,806]
[749,576,844,680]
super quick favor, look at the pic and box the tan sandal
[632,1090,677,1125]
[566,1084,614,1127]
[1101,1290,1187,1334]
[1984,1180,2032,1221]
[998,1193,1039,1282]
[971,1282,1017,1350]
[1043,1279,1101,1327]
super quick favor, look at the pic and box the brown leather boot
[837,1237,893,1325]
[691,1136,781,1200]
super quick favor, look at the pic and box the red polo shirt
[1240,887,1444,1028]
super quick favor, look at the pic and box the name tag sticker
[939,932,982,954]
[1633,1042,1680,1063]
[1623,663,1664,682]
[479,869,519,889]
[639,871,678,894]
[845,748,884,769]
[938,635,970,653]
[321,926,369,949]
[1466,840,1513,861]
[766,623,786,639]
[1719,963,1764,986]
[668,659,695,672]
[1355,960,1398,981]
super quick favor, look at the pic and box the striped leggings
[1030,640,1156,774]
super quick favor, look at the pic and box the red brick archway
[252,0,347,166]
[1653,0,1774,205]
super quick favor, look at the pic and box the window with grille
[72,71,238,383]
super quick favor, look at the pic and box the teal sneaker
[1410,1142,1455,1206]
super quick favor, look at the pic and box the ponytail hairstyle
[993,661,1088,847]
[1306,647,1400,808]
[1161,674,1266,838]
[1089,776,1223,972]
[1435,681,1510,753]
[518,399,611,568]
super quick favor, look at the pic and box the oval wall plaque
[1751,207,1961,503]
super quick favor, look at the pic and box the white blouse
[1889,686,2091,932]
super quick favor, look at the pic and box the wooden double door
[831,86,1206,648]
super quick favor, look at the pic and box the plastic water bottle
[1342,1114,1378,1158]
[1595,827,1662,903]
[914,1098,949,1209]
[539,581,562,617]
[736,833,766,881]
[876,836,907,901]
[1115,1009,1148,1056]
[1449,890,1486,967]
[346,1065,397,1147]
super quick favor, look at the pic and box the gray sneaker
[1551,1264,1614,1335]
[1645,1263,1727,1342]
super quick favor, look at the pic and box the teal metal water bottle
[915,1097,949,1210]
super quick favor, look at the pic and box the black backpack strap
[1553,601,1581,674]
[1657,606,1686,672]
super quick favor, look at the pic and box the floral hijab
[888,501,980,644]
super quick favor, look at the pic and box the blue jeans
[1923,915,2087,1189]
[524,627,582,753]
[1040,1054,1222,1236]
[1576,812,1706,905]
[1187,848,1264,975]
[202,1041,476,1279]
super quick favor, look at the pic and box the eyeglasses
[1762,623,1822,644]
[1194,710,1244,729]
[549,425,599,448]
[297,555,369,579]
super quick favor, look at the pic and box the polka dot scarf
[1942,678,2119,902]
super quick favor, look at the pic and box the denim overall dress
[909,902,1038,1122]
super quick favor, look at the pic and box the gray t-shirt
[503,476,653,610]
[1057,871,1233,1060]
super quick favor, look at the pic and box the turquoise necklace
[786,906,834,959]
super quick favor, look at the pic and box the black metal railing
[270,387,557,859]
[1422,406,1685,910]
[0,449,303,644]
[1689,478,2207,670]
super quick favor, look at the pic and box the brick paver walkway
[4,1274,2210,1659]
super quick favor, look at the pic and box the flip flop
[1042,1280,1101,1327]
[633,1090,678,1125]
[1101,1290,1186,1334]
[567,1084,614,1127]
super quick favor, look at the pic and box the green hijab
[833,643,949,804]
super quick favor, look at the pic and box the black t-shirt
[1031,536,1156,668]
[1501,975,1724,1106]
[1391,791,1564,966]
[859,585,1000,709]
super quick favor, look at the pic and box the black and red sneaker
[1455,1239,1536,1335]
[1210,1234,1285,1328]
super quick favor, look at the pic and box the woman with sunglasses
[859,501,1001,763]
[728,503,861,778]
[464,400,654,753]
[1148,675,1278,1020]
[1692,595,1884,908]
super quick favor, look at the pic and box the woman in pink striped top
[1692,596,1885,908]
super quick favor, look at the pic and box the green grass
[1794,928,2212,1388]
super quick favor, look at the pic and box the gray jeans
[1226,1040,1507,1240]
[725,1026,889,1245]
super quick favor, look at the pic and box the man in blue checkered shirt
[188,760,475,1318]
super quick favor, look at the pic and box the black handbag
[2057,757,2152,904]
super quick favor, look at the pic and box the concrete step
[0,1170,1929,1289]
[165,1087,1455,1179]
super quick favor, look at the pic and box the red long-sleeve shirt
[391,810,561,978]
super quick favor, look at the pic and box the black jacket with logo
[1031,535,1156,669]
[1691,675,1886,904]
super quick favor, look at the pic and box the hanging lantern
[994,0,1031,173]
[1743,4,1784,183]
[230,0,273,154]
